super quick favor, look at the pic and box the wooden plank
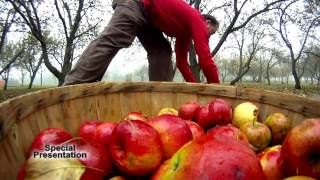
[150,92,175,117]
[119,92,152,119]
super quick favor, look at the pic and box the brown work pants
[63,0,174,85]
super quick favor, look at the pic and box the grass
[0,83,319,103]
[0,86,52,103]
[233,83,320,97]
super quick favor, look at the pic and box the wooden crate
[0,82,319,179]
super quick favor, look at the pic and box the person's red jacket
[143,0,220,83]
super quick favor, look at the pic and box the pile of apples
[17,98,320,180]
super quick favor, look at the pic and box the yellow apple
[232,102,259,128]
[283,176,316,180]
[158,107,178,116]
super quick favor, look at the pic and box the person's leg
[137,26,174,81]
[64,0,147,85]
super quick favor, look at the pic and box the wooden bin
[0,82,319,179]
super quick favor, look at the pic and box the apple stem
[59,137,88,146]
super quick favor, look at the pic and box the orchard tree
[229,20,266,85]
[186,0,287,82]
[18,34,43,89]
[304,45,320,86]
[272,0,319,89]
[0,1,17,55]
[0,43,24,89]
[7,0,105,85]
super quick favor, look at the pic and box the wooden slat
[120,92,152,119]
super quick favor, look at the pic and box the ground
[0,83,319,103]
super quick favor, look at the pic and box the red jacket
[143,0,220,83]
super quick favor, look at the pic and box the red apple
[109,120,163,176]
[185,120,206,139]
[208,99,233,126]
[240,121,272,151]
[93,122,117,146]
[178,101,201,121]
[195,104,213,130]
[148,114,193,159]
[207,124,249,145]
[77,141,113,180]
[264,112,292,145]
[123,112,147,121]
[28,128,73,157]
[258,145,284,180]
[16,162,26,180]
[151,136,264,179]
[78,120,102,142]
[282,119,320,178]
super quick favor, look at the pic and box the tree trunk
[28,55,43,89]
[292,60,301,89]
[189,43,201,82]
[3,67,10,90]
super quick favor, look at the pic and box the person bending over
[63,0,220,85]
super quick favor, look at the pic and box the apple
[283,176,317,180]
[93,122,117,147]
[185,120,205,139]
[208,99,233,126]
[178,101,201,121]
[158,107,178,116]
[16,162,26,180]
[148,114,193,159]
[109,120,163,176]
[264,112,292,145]
[195,104,213,130]
[207,124,249,145]
[240,121,271,151]
[232,102,259,128]
[281,119,320,178]
[28,128,73,157]
[150,136,264,179]
[258,145,284,180]
[109,176,127,180]
[151,159,170,179]
[123,112,147,121]
[77,141,113,180]
[78,120,102,142]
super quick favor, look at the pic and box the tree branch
[0,48,24,75]
[54,0,69,39]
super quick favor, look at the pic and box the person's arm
[189,15,220,83]
[175,38,197,82]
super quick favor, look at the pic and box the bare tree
[211,0,287,56]
[230,22,265,85]
[274,0,319,89]
[0,43,24,89]
[0,6,17,55]
[265,50,277,85]
[186,0,287,81]
[7,0,104,85]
